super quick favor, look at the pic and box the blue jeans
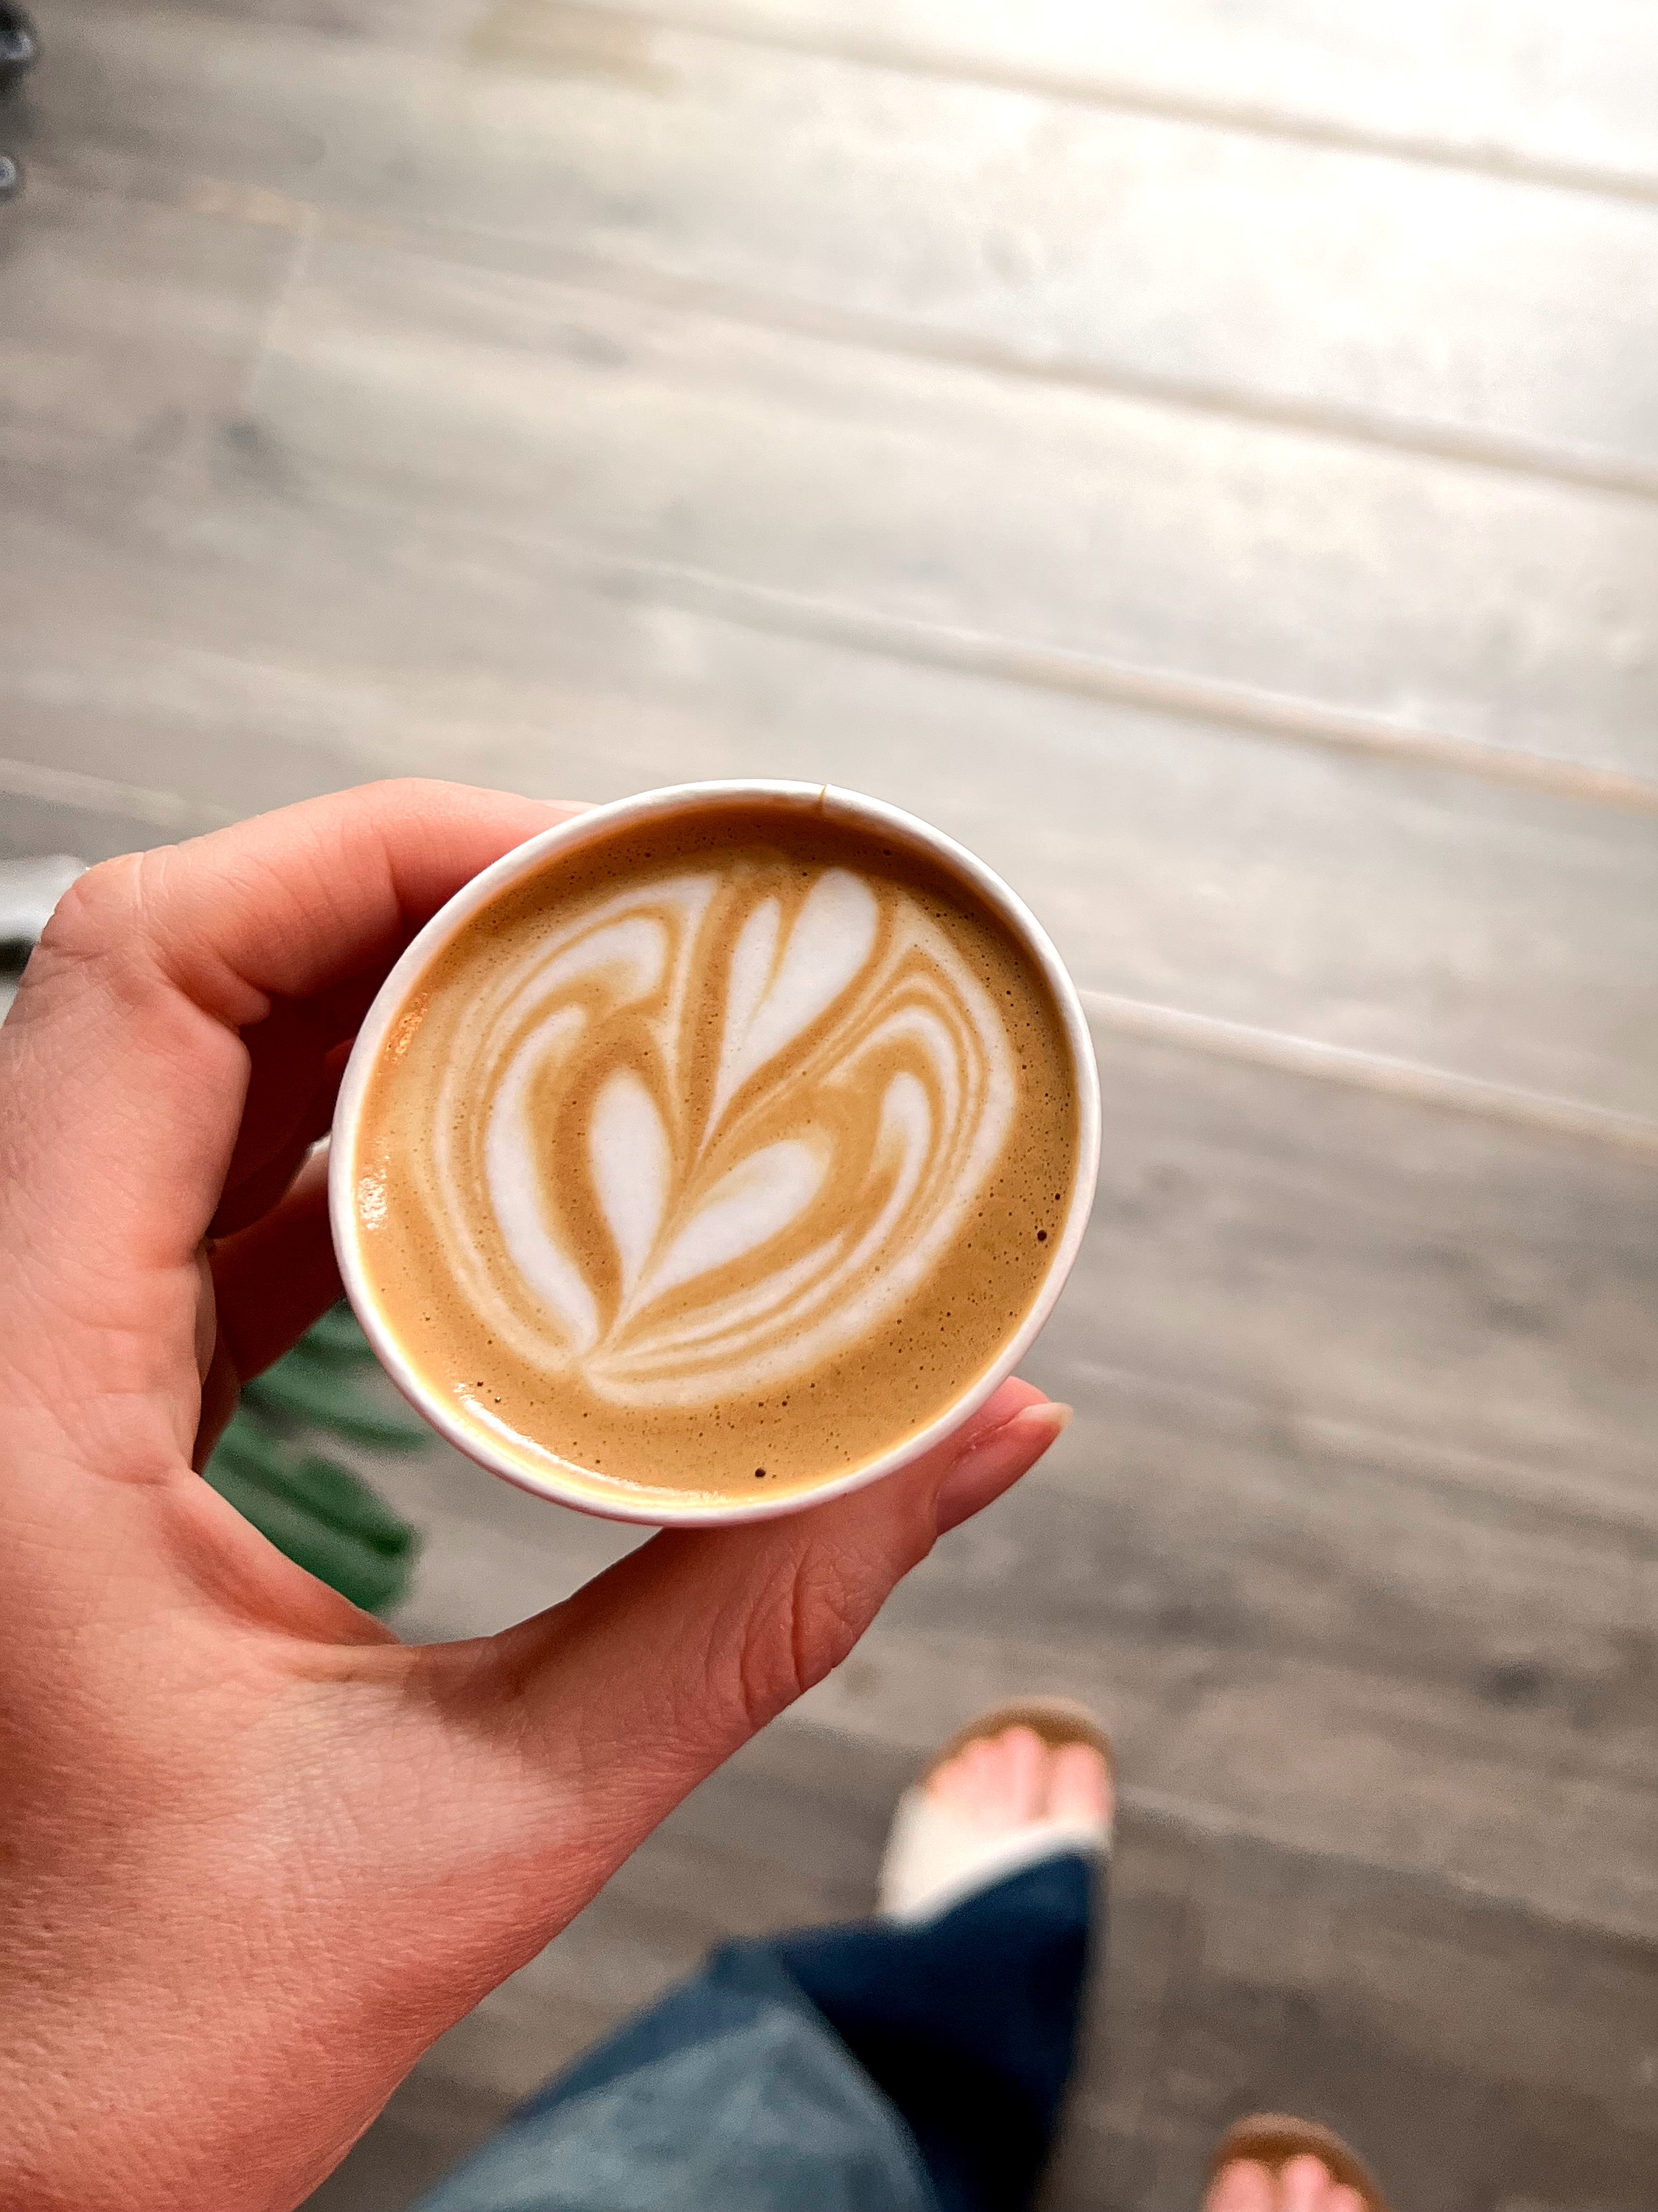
[411,1851,1097,2212]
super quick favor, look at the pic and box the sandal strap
[919,1697,1115,1790]
[1209,2114,1391,2212]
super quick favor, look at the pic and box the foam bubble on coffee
[351,806,1078,1506]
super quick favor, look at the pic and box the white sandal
[877,1698,1115,1924]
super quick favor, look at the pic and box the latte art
[419,863,1015,1405]
[347,799,1083,1507]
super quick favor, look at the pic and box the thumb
[461,1380,1069,1888]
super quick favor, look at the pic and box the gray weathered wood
[239,232,1658,780]
[138,0,1658,206]
[7,451,1658,1113]
[1057,1806,1658,2212]
[567,0,1658,198]
[0,170,295,466]
[1042,1032,1658,1525]
[28,0,1658,482]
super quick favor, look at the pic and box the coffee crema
[349,802,1079,1506]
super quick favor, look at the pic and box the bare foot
[1206,2152,1368,2212]
[879,1713,1114,1919]
[924,1723,1115,1834]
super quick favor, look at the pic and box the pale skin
[0,781,1073,2212]
[925,1729,1365,2212]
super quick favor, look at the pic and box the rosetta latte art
[416,862,1017,1408]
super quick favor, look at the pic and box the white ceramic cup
[330,781,1100,1526]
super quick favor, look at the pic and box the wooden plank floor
[4,1,1657,2204]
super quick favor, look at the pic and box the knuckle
[33,855,195,1013]
[41,852,148,956]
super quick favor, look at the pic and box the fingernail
[933,1402,1072,1535]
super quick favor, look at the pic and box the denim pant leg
[770,1851,1098,2212]
[408,1944,937,2212]
[411,1851,1098,2212]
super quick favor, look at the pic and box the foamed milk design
[413,863,1017,1407]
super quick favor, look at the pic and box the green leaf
[202,1303,428,1614]
[242,1359,427,1450]
[287,1302,380,1371]
[205,1458,415,1616]
[210,1418,419,1557]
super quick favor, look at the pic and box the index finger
[1,780,569,1363]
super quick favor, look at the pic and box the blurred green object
[205,1302,425,1615]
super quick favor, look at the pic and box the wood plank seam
[1118,1784,1658,1953]
[560,0,1658,211]
[13,756,1658,1163]
[235,201,322,425]
[1088,1809,1205,2157]
[1079,991,1658,1161]
[1050,1363,1658,1559]
[0,757,238,835]
[158,172,1658,510]
[52,428,1649,820]
[586,557,1658,818]
[302,221,1658,511]
[640,290,1658,511]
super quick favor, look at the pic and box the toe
[1326,2190,1365,2212]
[926,1745,976,1815]
[1281,2154,1337,2212]
[1048,1738,1113,1826]
[1205,2159,1276,2212]
[1000,1725,1047,1823]
[958,1736,1003,1823]
[924,1719,1110,1834]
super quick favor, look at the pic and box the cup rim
[330,780,1101,1526]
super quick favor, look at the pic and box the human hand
[0,782,1068,2212]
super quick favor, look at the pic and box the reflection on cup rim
[330,780,1102,1526]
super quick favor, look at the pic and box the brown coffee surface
[348,800,1080,1507]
